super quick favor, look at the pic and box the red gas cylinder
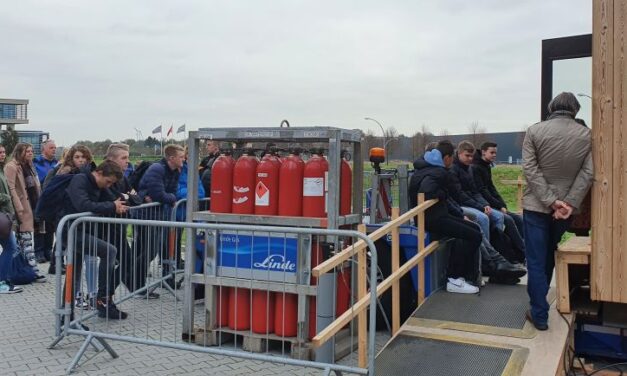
[251,290,275,334]
[228,288,251,330]
[232,154,258,214]
[336,266,351,317]
[308,240,324,339]
[340,157,352,216]
[255,155,280,215]
[278,153,305,217]
[274,293,298,337]
[302,152,328,218]
[210,154,235,213]
[263,153,282,169]
[215,286,230,327]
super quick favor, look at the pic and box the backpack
[34,173,75,223]
[127,161,153,191]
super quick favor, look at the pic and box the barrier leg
[66,334,94,375]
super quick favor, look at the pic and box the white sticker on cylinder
[303,177,324,196]
[255,181,270,206]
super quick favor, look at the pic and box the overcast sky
[1,1,592,146]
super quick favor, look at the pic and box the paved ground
[0,261,390,376]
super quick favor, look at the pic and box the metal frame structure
[184,126,364,362]
[50,216,378,375]
[540,34,592,121]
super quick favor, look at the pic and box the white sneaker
[447,277,479,294]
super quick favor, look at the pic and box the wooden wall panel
[591,0,615,301]
[612,0,627,302]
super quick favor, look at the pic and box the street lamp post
[577,93,592,100]
[364,117,387,163]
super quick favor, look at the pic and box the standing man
[199,140,220,198]
[33,139,57,263]
[523,92,593,330]
[135,144,184,298]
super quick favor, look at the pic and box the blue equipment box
[216,231,300,283]
[366,224,434,296]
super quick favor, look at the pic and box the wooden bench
[555,236,591,313]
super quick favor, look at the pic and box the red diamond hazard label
[255,181,270,206]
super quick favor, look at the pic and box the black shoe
[48,264,66,275]
[135,291,160,299]
[36,256,47,264]
[526,310,548,331]
[488,275,521,285]
[493,261,527,279]
[97,298,128,320]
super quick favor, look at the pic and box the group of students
[0,140,193,321]
[409,139,527,294]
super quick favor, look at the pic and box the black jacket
[64,173,116,216]
[409,157,461,223]
[450,158,490,211]
[471,150,507,210]
[63,172,117,241]
[105,176,143,206]
[137,159,179,205]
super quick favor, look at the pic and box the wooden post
[391,208,400,335]
[417,193,426,305]
[356,224,368,368]
[610,0,627,302]
[517,175,523,212]
[592,0,620,302]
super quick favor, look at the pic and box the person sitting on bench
[409,140,480,294]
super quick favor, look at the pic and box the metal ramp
[375,284,570,376]
[375,332,528,376]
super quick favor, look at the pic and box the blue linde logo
[253,255,296,272]
[218,232,298,276]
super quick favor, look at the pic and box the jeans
[504,212,525,253]
[34,221,55,260]
[462,207,490,241]
[69,234,118,299]
[488,209,505,231]
[523,210,572,325]
[427,215,482,281]
[0,232,18,282]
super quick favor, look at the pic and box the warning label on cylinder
[303,177,324,196]
[255,181,270,206]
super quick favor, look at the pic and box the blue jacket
[175,161,205,221]
[33,155,58,184]
[176,161,205,200]
[138,158,179,206]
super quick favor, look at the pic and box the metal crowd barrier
[49,212,378,375]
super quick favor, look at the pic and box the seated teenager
[472,142,525,262]
[447,144,526,284]
[409,140,481,294]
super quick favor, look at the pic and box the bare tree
[439,128,449,137]
[468,121,488,148]
[362,129,378,160]
[380,126,399,162]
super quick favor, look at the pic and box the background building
[0,98,50,155]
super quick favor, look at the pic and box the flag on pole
[177,124,186,134]
[167,125,174,137]
[152,125,162,134]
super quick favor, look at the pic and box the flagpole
[160,126,163,156]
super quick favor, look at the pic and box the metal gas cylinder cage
[184,126,365,361]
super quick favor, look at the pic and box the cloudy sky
[1,1,592,146]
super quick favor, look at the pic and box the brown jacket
[4,160,41,232]
[522,111,593,214]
